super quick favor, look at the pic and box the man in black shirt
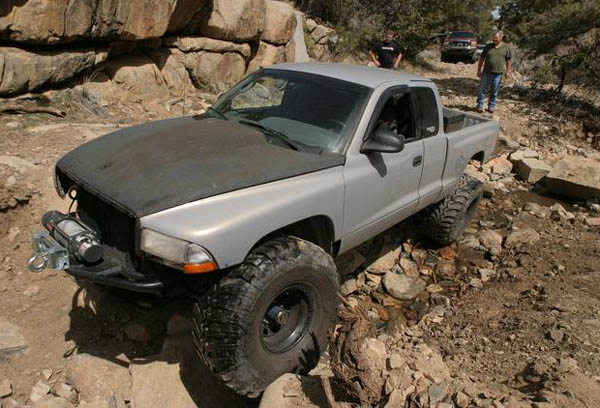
[369,30,403,69]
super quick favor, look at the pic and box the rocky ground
[1,54,599,408]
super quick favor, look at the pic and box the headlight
[140,229,217,274]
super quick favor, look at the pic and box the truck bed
[443,107,490,133]
[438,107,499,199]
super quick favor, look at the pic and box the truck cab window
[375,94,415,141]
[414,87,439,137]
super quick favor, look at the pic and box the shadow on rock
[65,282,248,407]
[0,1,27,18]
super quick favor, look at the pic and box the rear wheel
[192,236,339,397]
[423,175,483,245]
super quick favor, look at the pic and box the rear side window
[414,87,440,137]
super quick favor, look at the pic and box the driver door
[341,87,424,250]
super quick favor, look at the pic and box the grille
[75,186,138,268]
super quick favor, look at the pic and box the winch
[28,211,103,273]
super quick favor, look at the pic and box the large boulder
[105,55,170,99]
[164,36,251,58]
[185,51,246,90]
[202,0,266,41]
[247,41,286,73]
[0,1,86,43]
[0,0,178,43]
[516,158,552,183]
[148,49,194,96]
[262,0,296,45]
[119,0,178,40]
[545,156,600,200]
[0,47,108,96]
[509,149,539,164]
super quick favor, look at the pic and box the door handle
[412,156,423,166]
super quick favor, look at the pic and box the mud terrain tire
[424,174,483,245]
[192,236,339,397]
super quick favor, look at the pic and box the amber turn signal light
[184,261,218,274]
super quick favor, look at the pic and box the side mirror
[361,123,405,154]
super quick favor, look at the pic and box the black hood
[57,116,344,217]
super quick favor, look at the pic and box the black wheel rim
[260,285,314,354]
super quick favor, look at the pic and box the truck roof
[268,63,429,89]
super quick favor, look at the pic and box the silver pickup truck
[29,63,498,396]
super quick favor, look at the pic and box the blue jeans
[477,72,503,109]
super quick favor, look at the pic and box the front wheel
[192,236,339,397]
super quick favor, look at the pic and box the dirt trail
[1,57,599,407]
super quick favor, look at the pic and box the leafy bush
[500,0,600,91]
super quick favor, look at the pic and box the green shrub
[501,0,600,91]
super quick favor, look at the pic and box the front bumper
[29,231,164,295]
[67,262,164,294]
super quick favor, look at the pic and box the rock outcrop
[0,0,321,97]
[262,0,297,45]
[186,51,246,90]
[104,55,171,99]
[247,41,286,73]
[0,47,108,95]
[0,0,178,43]
[202,0,266,41]
[305,18,336,60]
[164,36,252,58]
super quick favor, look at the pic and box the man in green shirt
[476,31,513,113]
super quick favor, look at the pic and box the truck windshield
[211,69,370,153]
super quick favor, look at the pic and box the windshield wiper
[238,120,304,152]
[208,107,228,120]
